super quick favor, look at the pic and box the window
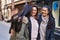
[52,1,60,28]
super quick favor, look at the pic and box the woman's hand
[22,16,28,24]
[11,29,15,37]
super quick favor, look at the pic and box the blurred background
[0,0,60,40]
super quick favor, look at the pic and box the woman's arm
[50,18,55,40]
[9,16,15,34]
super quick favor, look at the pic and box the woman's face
[31,7,37,16]
[42,7,49,17]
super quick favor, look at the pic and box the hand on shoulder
[22,16,28,24]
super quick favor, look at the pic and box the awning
[7,0,31,7]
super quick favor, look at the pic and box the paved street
[0,21,11,40]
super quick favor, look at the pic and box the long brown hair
[30,6,38,19]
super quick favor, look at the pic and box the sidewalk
[55,28,60,40]
[0,21,11,40]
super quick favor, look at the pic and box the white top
[40,16,49,40]
[30,17,39,40]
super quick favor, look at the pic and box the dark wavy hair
[42,5,55,29]
[30,5,38,19]
[42,5,53,18]
[21,5,32,17]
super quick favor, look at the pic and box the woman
[38,5,55,40]
[27,6,39,40]
[9,8,20,40]
[20,6,39,40]
[9,5,32,40]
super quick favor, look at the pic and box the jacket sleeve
[24,23,29,40]
[22,16,29,24]
[50,18,55,40]
[9,16,15,33]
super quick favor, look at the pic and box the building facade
[0,0,2,20]
[1,0,40,21]
[1,0,31,21]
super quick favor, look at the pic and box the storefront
[52,1,60,28]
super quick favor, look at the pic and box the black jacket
[9,14,22,33]
[37,14,55,40]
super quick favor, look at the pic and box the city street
[0,21,11,40]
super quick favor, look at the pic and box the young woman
[9,5,32,40]
[21,6,39,40]
[38,5,55,40]
[26,6,39,40]
[9,8,19,40]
